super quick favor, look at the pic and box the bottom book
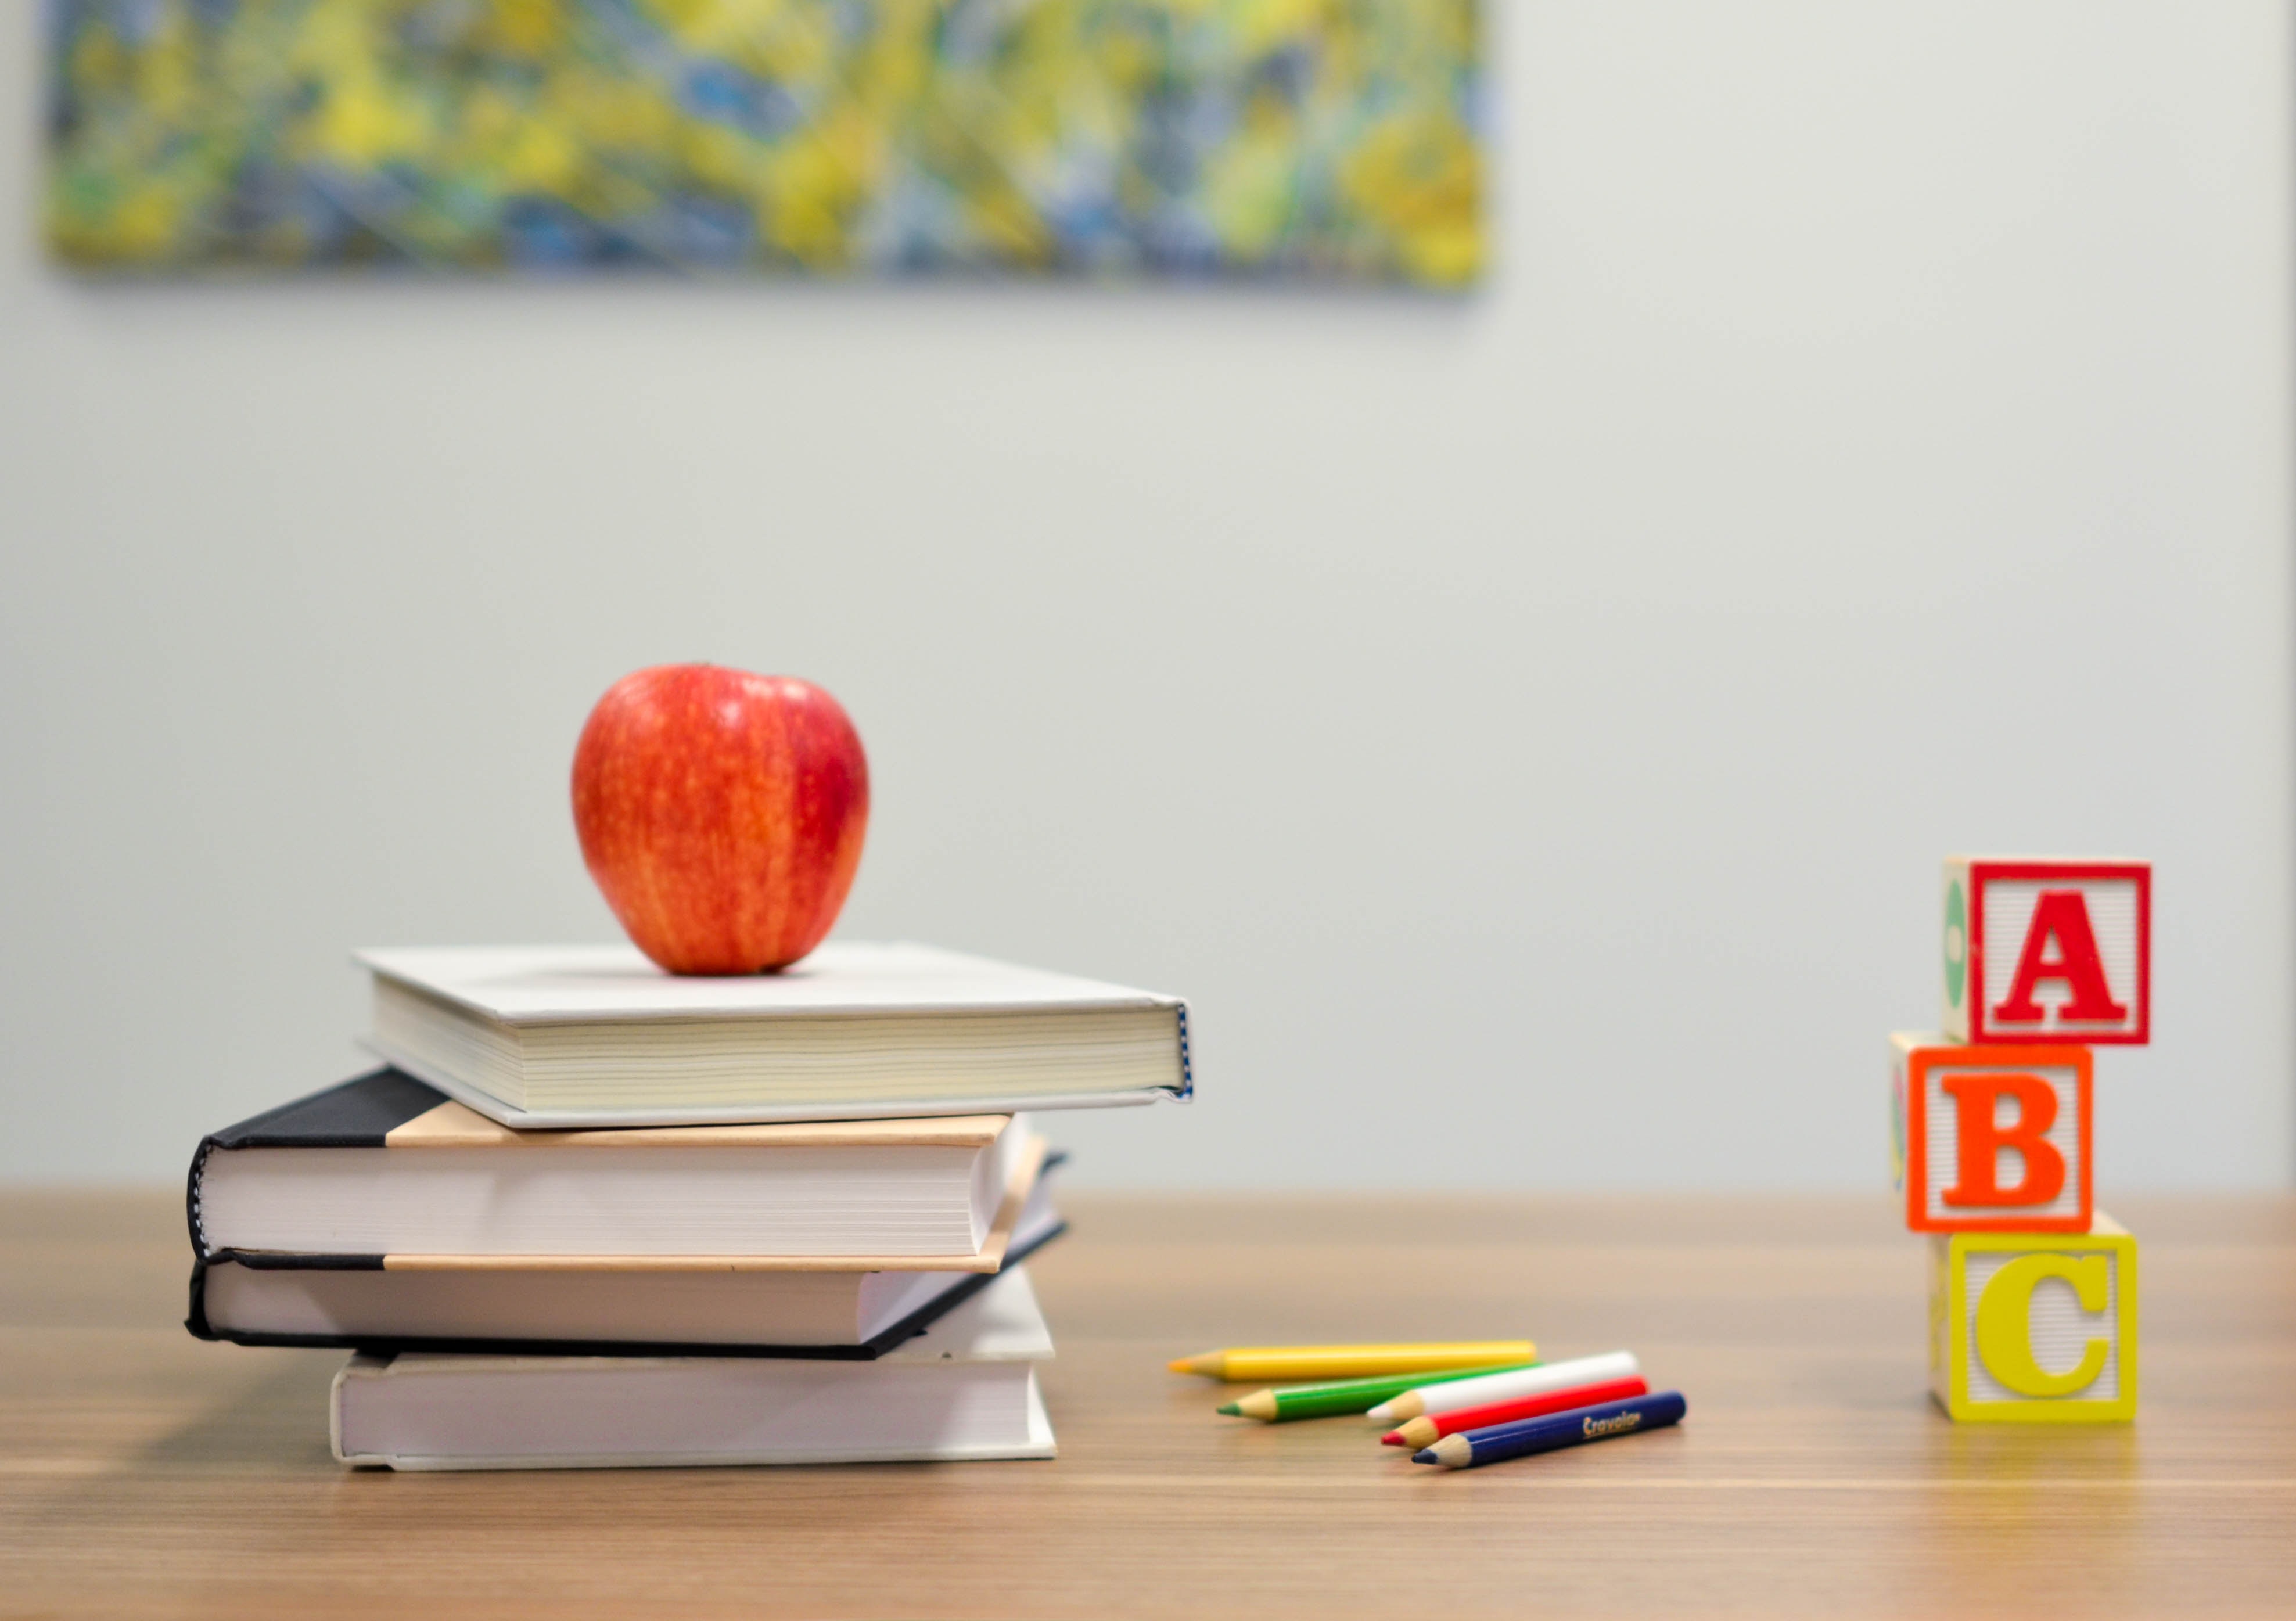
[333,1266,1057,1471]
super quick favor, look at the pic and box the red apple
[571,664,869,975]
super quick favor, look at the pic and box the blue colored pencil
[1410,1391,1687,1469]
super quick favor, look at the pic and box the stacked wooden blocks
[1892,858,2149,1423]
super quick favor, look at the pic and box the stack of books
[185,941,1190,1470]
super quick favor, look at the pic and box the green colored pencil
[1216,1362,1539,1422]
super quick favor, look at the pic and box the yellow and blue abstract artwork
[46,1,1482,285]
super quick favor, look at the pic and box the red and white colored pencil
[1381,1376,1649,1450]
[1365,1350,1641,1424]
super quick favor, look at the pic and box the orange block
[1892,1035,2092,1234]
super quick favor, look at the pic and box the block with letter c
[1928,1215,2137,1423]
[1892,1035,2092,1233]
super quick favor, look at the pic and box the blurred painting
[45,1,1482,285]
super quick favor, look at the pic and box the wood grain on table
[2,1191,2291,1619]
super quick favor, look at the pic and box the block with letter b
[1892,1035,2091,1233]
[1942,857,2150,1045]
[1928,1215,2137,1422]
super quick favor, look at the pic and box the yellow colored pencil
[1166,1342,1535,1382]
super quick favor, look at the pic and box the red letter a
[1939,1072,2066,1207]
[1992,890,2127,1025]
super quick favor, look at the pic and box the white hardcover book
[332,1266,1058,1471]
[357,940,1192,1128]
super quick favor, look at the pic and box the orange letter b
[1939,1072,2065,1207]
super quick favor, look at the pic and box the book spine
[184,1253,215,1340]
[184,1137,217,1260]
[185,1248,389,1343]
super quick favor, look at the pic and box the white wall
[2,3,2288,1189]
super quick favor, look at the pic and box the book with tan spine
[189,1070,1043,1267]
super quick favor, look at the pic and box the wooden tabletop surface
[2,1189,2291,1619]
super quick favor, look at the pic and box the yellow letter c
[1975,1253,2111,1397]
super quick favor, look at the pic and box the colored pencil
[1167,1341,1536,1383]
[1366,1350,1639,1423]
[1412,1390,1687,1469]
[1218,1363,1537,1422]
[1381,1375,1648,1447]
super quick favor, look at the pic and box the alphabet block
[1928,1215,2137,1423]
[1942,857,2150,1045]
[1892,1034,2092,1232]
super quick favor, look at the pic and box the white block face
[1973,868,2146,1041]
[1920,1058,2083,1225]
[1960,1245,2124,1407]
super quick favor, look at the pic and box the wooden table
[2,1191,2290,1619]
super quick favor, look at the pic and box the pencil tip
[1216,1403,1241,1416]
[1379,1433,1404,1447]
[1411,1449,1439,1465]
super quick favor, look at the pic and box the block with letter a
[1892,1035,2092,1233]
[1942,857,2150,1045]
[1928,1215,2137,1423]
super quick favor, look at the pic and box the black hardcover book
[186,1070,1066,1360]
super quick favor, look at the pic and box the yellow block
[1929,1213,2137,1423]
